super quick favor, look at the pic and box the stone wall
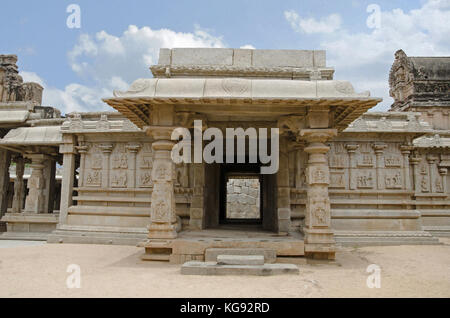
[226,178,260,219]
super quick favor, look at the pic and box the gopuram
[0,48,448,263]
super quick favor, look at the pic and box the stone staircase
[181,248,299,276]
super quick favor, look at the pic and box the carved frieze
[111,171,127,188]
[357,170,374,189]
[330,171,346,188]
[86,171,101,187]
[385,171,402,189]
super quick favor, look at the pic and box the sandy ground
[0,239,449,298]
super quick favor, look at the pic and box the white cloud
[68,25,226,85]
[284,10,342,34]
[22,25,228,113]
[285,0,450,110]
[240,44,256,49]
[21,71,110,114]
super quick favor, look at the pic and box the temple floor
[0,239,449,297]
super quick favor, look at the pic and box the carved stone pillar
[410,156,421,195]
[99,144,113,188]
[345,144,359,190]
[75,139,89,188]
[400,146,413,190]
[43,158,56,213]
[126,143,141,188]
[301,129,337,260]
[59,135,77,225]
[277,136,291,235]
[24,154,47,214]
[373,144,387,190]
[189,163,205,230]
[438,168,447,194]
[427,155,438,193]
[11,156,25,213]
[0,149,11,217]
[146,127,177,239]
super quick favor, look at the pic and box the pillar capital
[372,143,387,153]
[126,143,141,154]
[98,143,114,154]
[144,125,176,141]
[345,144,359,153]
[300,129,337,143]
[400,145,414,154]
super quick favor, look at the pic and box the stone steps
[205,248,277,263]
[182,250,299,276]
[217,255,265,265]
[181,261,299,276]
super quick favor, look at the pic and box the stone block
[217,255,264,266]
[181,262,299,276]
[205,248,277,263]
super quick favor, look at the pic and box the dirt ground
[0,238,449,298]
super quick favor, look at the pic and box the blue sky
[1,0,449,114]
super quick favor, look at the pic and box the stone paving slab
[181,261,299,276]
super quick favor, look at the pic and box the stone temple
[0,48,449,262]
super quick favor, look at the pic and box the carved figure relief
[359,154,373,167]
[111,172,127,188]
[309,197,330,227]
[385,171,402,189]
[357,171,374,189]
[86,171,101,187]
[420,175,429,192]
[153,162,172,182]
[435,178,443,193]
[330,172,345,188]
[308,166,329,184]
[140,171,153,188]
[112,153,128,169]
[385,156,402,167]
[141,156,153,169]
[329,155,346,168]
[151,183,173,222]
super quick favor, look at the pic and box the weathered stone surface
[205,248,277,263]
[217,255,264,265]
[181,261,299,276]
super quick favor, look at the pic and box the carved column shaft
[0,149,11,217]
[126,143,141,189]
[24,154,47,214]
[373,144,387,190]
[439,168,448,194]
[427,155,438,193]
[277,136,291,235]
[410,157,421,195]
[400,146,413,190]
[75,141,89,188]
[189,163,205,230]
[301,129,337,260]
[147,127,177,239]
[12,156,25,213]
[59,135,77,225]
[99,144,113,188]
[345,144,358,190]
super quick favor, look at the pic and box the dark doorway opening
[219,163,262,225]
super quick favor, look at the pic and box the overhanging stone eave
[103,96,381,129]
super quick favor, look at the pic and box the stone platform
[140,228,305,264]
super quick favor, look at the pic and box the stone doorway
[203,162,277,231]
